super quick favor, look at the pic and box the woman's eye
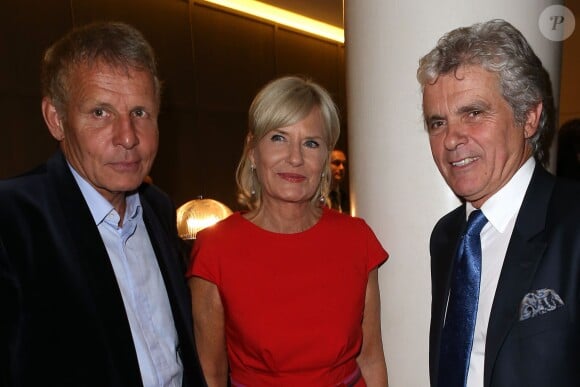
[270,134,285,142]
[304,140,320,148]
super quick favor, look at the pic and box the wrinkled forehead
[66,58,159,99]
[422,65,501,105]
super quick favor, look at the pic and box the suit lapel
[140,189,200,385]
[430,206,466,384]
[139,193,188,326]
[48,152,143,386]
[483,166,553,387]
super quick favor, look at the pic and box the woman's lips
[277,172,306,182]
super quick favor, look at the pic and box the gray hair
[41,22,161,112]
[236,76,340,209]
[417,19,554,165]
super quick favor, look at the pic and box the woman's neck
[244,200,323,234]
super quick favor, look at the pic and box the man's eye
[430,120,444,130]
[469,110,482,117]
[93,108,106,118]
[132,109,146,118]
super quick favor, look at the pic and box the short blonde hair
[236,76,340,209]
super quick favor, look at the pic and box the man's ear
[42,97,64,141]
[524,102,543,139]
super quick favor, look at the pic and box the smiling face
[422,65,540,207]
[43,61,159,208]
[250,106,328,207]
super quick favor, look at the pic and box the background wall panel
[0,0,346,211]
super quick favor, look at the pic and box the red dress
[188,207,388,386]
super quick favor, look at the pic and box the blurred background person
[188,76,389,386]
[328,148,350,214]
[556,119,580,181]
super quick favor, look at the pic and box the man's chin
[102,182,144,195]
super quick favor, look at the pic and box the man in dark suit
[417,19,580,387]
[0,22,205,386]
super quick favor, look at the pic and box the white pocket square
[519,288,564,321]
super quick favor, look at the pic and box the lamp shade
[176,198,233,240]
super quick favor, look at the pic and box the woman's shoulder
[195,211,248,241]
[321,207,371,231]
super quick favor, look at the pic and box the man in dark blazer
[417,19,580,387]
[0,23,205,386]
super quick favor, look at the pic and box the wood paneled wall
[0,0,346,210]
[3,1,577,208]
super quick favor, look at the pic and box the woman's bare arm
[189,276,228,387]
[357,268,388,386]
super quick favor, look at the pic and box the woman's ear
[248,149,256,167]
[247,134,256,166]
[524,102,543,139]
[42,97,65,141]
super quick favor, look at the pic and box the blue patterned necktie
[438,209,488,387]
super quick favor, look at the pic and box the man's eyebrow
[424,113,445,123]
[455,100,491,115]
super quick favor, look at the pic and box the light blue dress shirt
[70,166,183,387]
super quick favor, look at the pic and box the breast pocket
[516,305,570,339]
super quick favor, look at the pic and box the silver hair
[417,19,554,165]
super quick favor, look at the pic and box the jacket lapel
[48,151,143,386]
[140,195,187,322]
[430,206,466,384]
[483,166,553,387]
[140,188,202,386]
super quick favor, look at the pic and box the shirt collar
[68,163,141,226]
[467,157,535,233]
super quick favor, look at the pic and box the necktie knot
[466,209,487,236]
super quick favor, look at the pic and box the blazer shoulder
[0,163,49,193]
[529,167,580,221]
[431,206,464,240]
[551,177,580,207]
[429,205,465,263]
[138,183,177,231]
[139,183,174,211]
[547,176,580,228]
[0,163,53,218]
